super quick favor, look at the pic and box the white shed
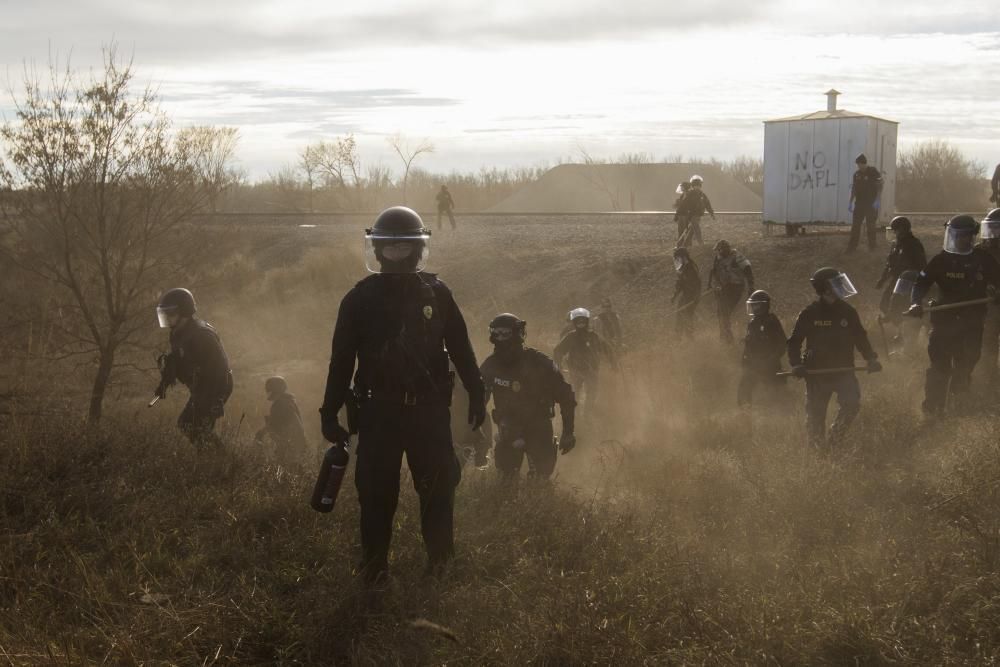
[762,90,898,230]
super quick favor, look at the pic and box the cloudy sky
[2,0,999,178]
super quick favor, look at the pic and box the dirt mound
[487,163,762,213]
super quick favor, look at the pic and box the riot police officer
[155,288,233,447]
[847,153,883,252]
[876,216,926,317]
[737,290,788,407]
[788,268,881,447]
[319,206,486,582]
[672,246,701,339]
[977,209,1000,384]
[907,215,1000,415]
[876,216,927,354]
[480,314,576,481]
[254,376,309,466]
[553,308,614,420]
[594,297,623,351]
[708,240,755,344]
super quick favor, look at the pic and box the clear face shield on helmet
[885,226,896,243]
[943,227,975,255]
[981,221,1000,241]
[490,325,516,343]
[746,300,769,317]
[364,232,431,273]
[156,306,178,329]
[825,272,858,300]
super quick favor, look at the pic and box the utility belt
[353,371,455,408]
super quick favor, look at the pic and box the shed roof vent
[825,89,841,112]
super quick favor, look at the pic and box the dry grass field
[5,212,1000,664]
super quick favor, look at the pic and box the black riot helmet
[889,216,911,233]
[364,206,432,273]
[157,288,196,328]
[943,214,978,255]
[714,239,732,256]
[746,289,771,316]
[265,376,288,398]
[855,153,868,165]
[981,208,1000,240]
[489,313,527,345]
[886,216,911,242]
[810,267,858,300]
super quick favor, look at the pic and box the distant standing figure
[594,297,623,350]
[255,376,309,467]
[672,247,701,339]
[847,153,883,252]
[991,163,1000,204]
[708,240,755,344]
[436,185,456,230]
[674,181,693,246]
[683,175,715,246]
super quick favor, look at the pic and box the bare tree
[388,133,435,205]
[575,145,621,211]
[0,47,239,421]
[898,140,986,211]
[303,135,365,210]
[298,144,321,212]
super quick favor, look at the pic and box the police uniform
[436,188,456,230]
[737,312,787,406]
[787,300,877,445]
[553,329,612,418]
[480,348,576,479]
[679,188,714,246]
[848,165,883,251]
[709,252,754,344]
[168,318,233,445]
[878,231,926,320]
[673,261,702,338]
[262,392,309,465]
[594,309,623,349]
[976,240,1000,383]
[913,249,1000,413]
[320,271,483,577]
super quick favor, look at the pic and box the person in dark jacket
[254,376,309,466]
[672,247,701,339]
[594,297,624,351]
[907,215,1000,416]
[674,181,692,246]
[436,185,456,230]
[877,216,927,318]
[319,206,485,582]
[847,153,884,252]
[480,313,576,482]
[977,209,1000,384]
[680,175,715,246]
[553,308,614,421]
[991,164,999,204]
[708,240,755,344]
[788,268,881,447]
[737,290,787,407]
[155,288,233,447]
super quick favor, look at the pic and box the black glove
[468,392,486,430]
[867,359,883,374]
[791,365,808,379]
[905,304,924,318]
[559,433,576,454]
[154,382,168,400]
[319,408,350,443]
